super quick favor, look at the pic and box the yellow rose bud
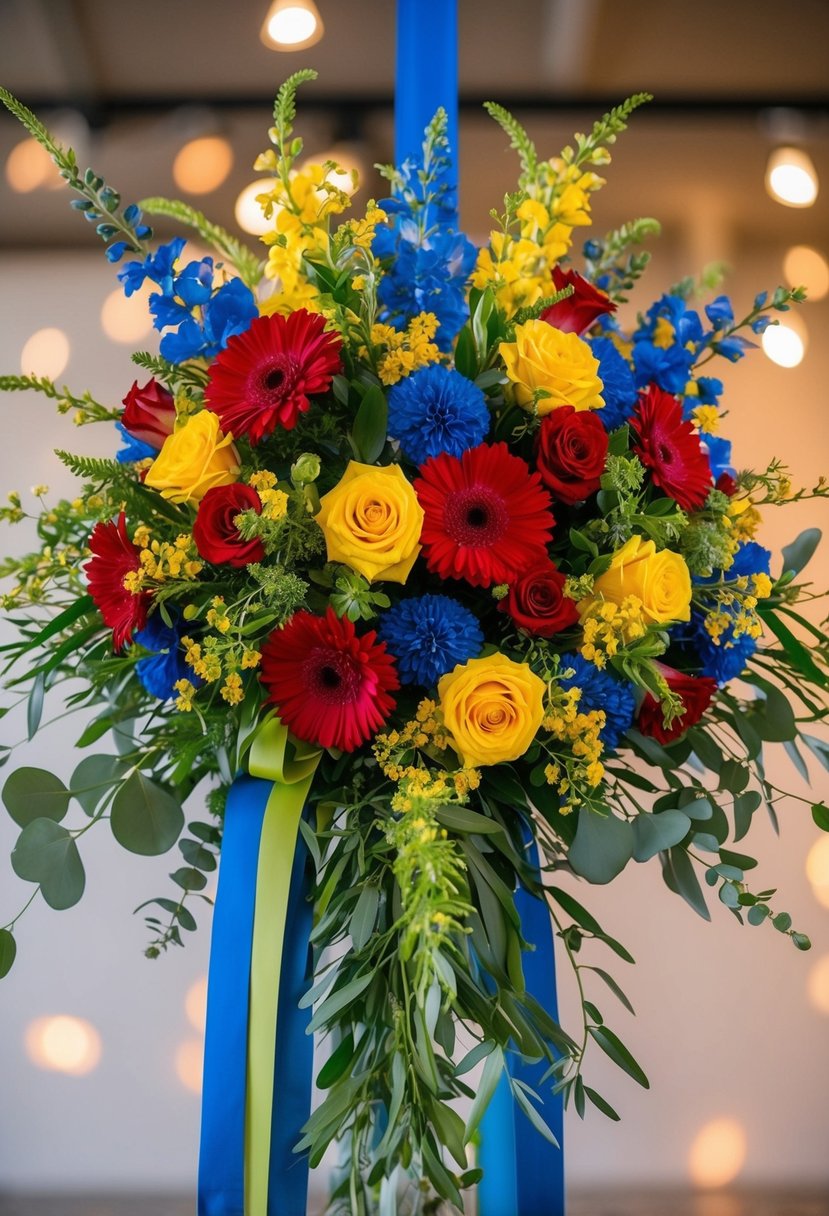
[316,461,424,584]
[145,410,240,504]
[499,319,604,414]
[583,535,692,625]
[438,653,545,768]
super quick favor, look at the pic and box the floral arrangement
[2,71,829,1212]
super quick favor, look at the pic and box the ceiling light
[783,245,829,302]
[20,327,70,379]
[173,136,234,195]
[761,315,807,369]
[765,146,819,208]
[234,178,279,235]
[261,0,323,50]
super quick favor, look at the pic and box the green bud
[291,452,321,486]
[491,583,509,601]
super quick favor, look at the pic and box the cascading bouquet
[2,70,829,1212]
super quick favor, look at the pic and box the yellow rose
[499,319,604,414]
[583,535,692,625]
[438,653,545,768]
[316,461,424,584]
[145,410,240,504]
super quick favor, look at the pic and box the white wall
[0,247,827,1199]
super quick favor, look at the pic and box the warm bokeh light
[261,0,323,49]
[688,1118,747,1188]
[100,286,154,344]
[784,245,829,301]
[806,953,829,1015]
[175,1038,204,1094]
[300,149,363,197]
[761,318,806,368]
[185,976,208,1033]
[20,327,70,379]
[5,138,60,193]
[25,1015,102,1076]
[806,836,829,908]
[234,178,278,236]
[172,136,234,195]
[765,146,819,207]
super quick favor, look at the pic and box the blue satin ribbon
[395,0,459,227]
[478,847,566,1216]
[198,775,270,1216]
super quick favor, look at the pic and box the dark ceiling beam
[5,93,829,129]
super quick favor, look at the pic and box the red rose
[121,379,176,448]
[540,266,616,336]
[193,483,266,567]
[637,664,717,744]
[535,405,609,504]
[716,471,738,497]
[501,561,579,638]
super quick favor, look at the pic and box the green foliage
[0,375,119,425]
[110,773,184,855]
[0,929,16,978]
[139,198,263,288]
[561,93,654,168]
[3,767,71,826]
[54,450,122,482]
[12,818,85,910]
[273,68,318,150]
[351,385,388,463]
[483,102,538,180]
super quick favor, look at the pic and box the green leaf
[455,1039,495,1077]
[812,804,829,832]
[662,847,710,921]
[431,1099,468,1168]
[139,198,262,288]
[435,805,503,835]
[349,884,379,951]
[511,1080,560,1146]
[465,1045,504,1141]
[11,818,85,910]
[585,966,635,1015]
[26,672,46,740]
[548,886,604,935]
[179,838,217,871]
[110,772,183,855]
[3,767,71,827]
[588,1025,649,1088]
[0,928,17,978]
[758,607,826,686]
[734,790,762,841]
[170,867,208,892]
[70,754,130,816]
[792,932,811,951]
[772,911,792,932]
[585,1085,620,1121]
[631,809,691,862]
[569,809,634,884]
[781,527,821,578]
[316,1032,356,1089]
[306,972,373,1034]
[351,385,387,463]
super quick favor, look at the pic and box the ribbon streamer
[477,849,566,1216]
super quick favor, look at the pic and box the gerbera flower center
[445,486,509,547]
[657,441,673,464]
[305,647,360,704]
[250,356,297,410]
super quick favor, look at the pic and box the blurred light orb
[261,0,323,49]
[784,245,829,301]
[765,147,819,208]
[761,319,806,368]
[807,953,829,1015]
[173,136,234,195]
[100,286,154,344]
[185,976,208,1033]
[21,327,70,379]
[25,1015,101,1076]
[6,138,58,192]
[235,178,278,236]
[175,1038,204,1094]
[806,836,829,908]
[688,1118,747,1188]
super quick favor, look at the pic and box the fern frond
[0,375,119,424]
[54,451,121,481]
[483,102,538,180]
[566,93,653,167]
[138,199,263,288]
[273,69,317,148]
[0,87,73,174]
[131,352,208,392]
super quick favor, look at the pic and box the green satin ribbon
[244,716,320,1216]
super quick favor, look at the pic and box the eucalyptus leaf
[632,809,691,862]
[781,527,821,578]
[110,772,183,856]
[0,928,16,978]
[70,754,130,816]
[569,809,634,884]
[3,767,71,827]
[11,818,85,910]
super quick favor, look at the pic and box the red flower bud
[540,266,616,336]
[121,379,177,449]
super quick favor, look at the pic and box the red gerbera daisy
[205,309,342,444]
[414,442,555,587]
[260,607,399,752]
[84,512,151,651]
[631,385,713,512]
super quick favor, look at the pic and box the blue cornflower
[388,365,490,462]
[558,653,636,751]
[688,614,758,685]
[728,541,771,579]
[632,293,705,394]
[589,337,638,430]
[378,595,483,687]
[115,421,157,464]
[134,613,193,701]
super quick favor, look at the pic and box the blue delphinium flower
[118,237,186,297]
[588,337,638,431]
[378,595,483,687]
[388,365,490,462]
[153,269,258,364]
[115,421,157,464]
[632,293,704,394]
[558,653,636,751]
[702,435,735,481]
[134,613,193,701]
